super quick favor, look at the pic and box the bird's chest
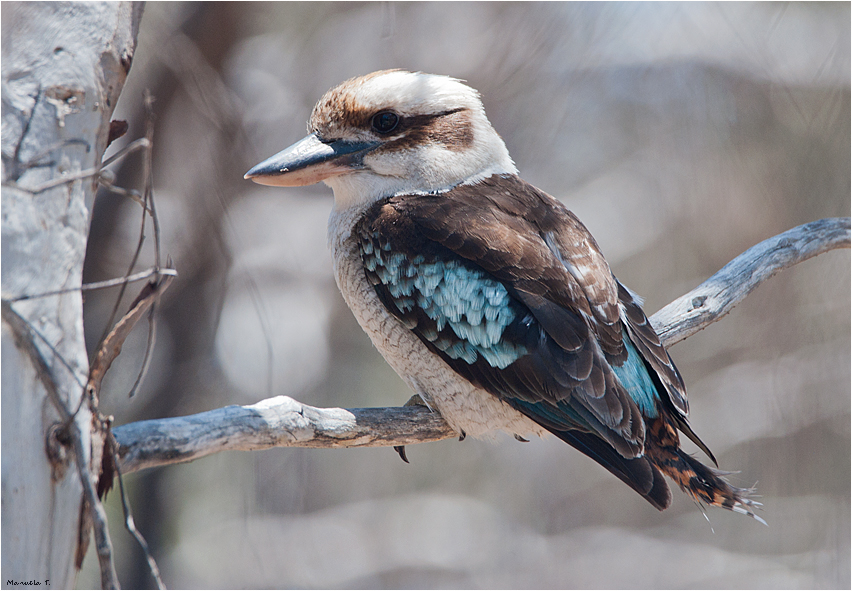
[328,209,544,439]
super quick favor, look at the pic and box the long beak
[244,133,380,187]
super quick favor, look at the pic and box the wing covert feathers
[356,174,759,520]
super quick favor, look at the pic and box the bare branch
[97,98,160,353]
[106,429,166,590]
[88,274,175,398]
[2,137,150,195]
[650,217,850,346]
[115,396,456,474]
[5,267,176,302]
[112,218,850,476]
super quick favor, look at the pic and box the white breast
[327,205,546,440]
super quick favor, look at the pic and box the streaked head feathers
[246,70,516,206]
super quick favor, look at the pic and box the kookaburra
[246,69,761,520]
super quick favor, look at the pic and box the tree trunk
[2,3,143,588]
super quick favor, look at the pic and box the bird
[245,69,762,521]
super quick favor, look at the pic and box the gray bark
[2,3,142,588]
[113,217,850,476]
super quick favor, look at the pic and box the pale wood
[1,3,143,588]
[115,396,456,474]
[113,217,850,475]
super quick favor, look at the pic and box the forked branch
[113,217,850,475]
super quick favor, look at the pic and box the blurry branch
[159,31,243,129]
[113,217,850,475]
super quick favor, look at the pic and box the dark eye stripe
[402,107,467,129]
[377,107,473,152]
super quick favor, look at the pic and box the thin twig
[4,267,176,302]
[125,93,163,398]
[3,167,108,194]
[89,274,176,398]
[71,423,121,589]
[107,430,166,589]
[97,176,150,212]
[82,94,166,588]
[3,138,150,195]
[127,302,157,399]
[97,104,159,350]
[101,137,150,169]
[83,267,173,293]
[143,92,161,270]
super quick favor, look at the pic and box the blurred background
[77,2,849,588]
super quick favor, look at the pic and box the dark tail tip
[553,430,673,511]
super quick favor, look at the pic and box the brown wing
[361,175,655,456]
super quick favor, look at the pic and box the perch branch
[113,217,850,475]
[115,397,456,473]
[650,217,850,345]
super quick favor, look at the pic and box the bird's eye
[371,111,399,134]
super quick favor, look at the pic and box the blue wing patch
[362,234,527,369]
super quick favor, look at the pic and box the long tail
[646,443,765,524]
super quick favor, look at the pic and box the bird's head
[245,70,516,210]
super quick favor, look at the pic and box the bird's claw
[393,445,409,463]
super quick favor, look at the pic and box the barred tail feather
[648,445,766,524]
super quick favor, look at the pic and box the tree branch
[650,217,851,346]
[116,397,456,474]
[113,217,850,475]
